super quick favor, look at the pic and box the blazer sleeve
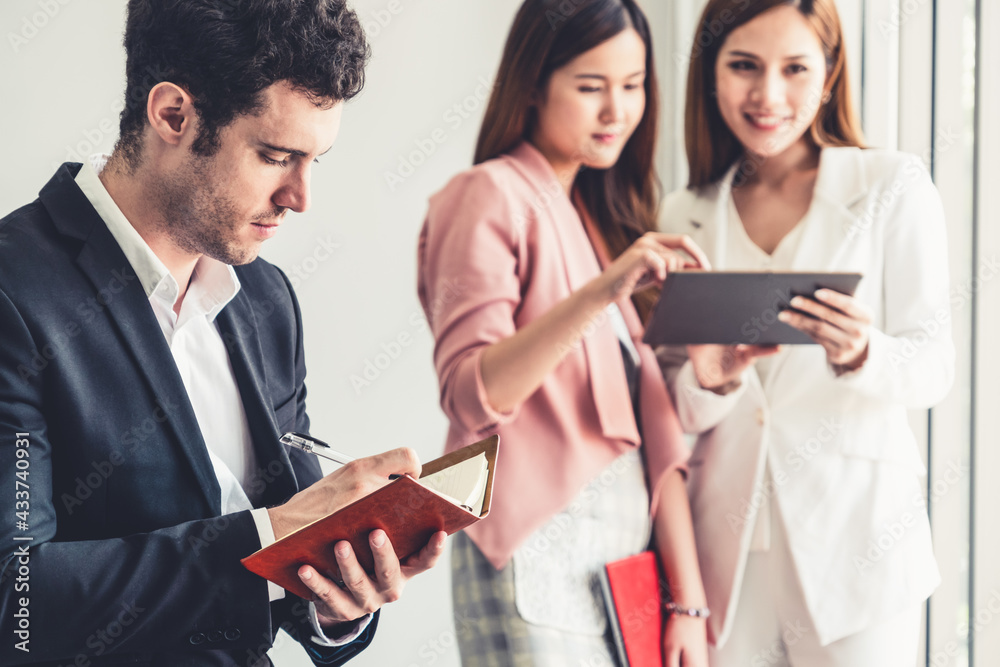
[657,345,750,434]
[417,169,523,436]
[833,156,956,407]
[269,595,379,666]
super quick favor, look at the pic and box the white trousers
[709,499,923,667]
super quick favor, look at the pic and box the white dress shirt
[607,302,640,366]
[75,155,368,646]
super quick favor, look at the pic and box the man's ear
[146,82,197,148]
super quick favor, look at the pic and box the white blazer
[658,147,955,647]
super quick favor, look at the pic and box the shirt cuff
[672,361,749,433]
[307,603,373,646]
[249,507,286,602]
[827,327,882,386]
[677,360,748,403]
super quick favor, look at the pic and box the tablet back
[643,271,863,345]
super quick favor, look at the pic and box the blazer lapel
[766,147,871,392]
[683,162,741,268]
[790,147,869,272]
[506,143,640,446]
[39,165,222,515]
[215,294,299,506]
[687,151,869,271]
[569,194,643,446]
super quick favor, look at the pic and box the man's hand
[266,447,446,625]
[268,447,421,541]
[297,528,447,627]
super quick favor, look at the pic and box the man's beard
[151,156,283,266]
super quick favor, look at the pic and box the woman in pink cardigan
[418,1,710,664]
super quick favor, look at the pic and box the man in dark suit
[0,1,444,664]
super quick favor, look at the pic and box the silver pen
[280,432,404,480]
[279,432,355,465]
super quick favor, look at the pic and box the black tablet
[642,271,864,346]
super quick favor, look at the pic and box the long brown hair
[684,0,865,188]
[475,0,661,320]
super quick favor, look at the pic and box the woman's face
[531,28,647,178]
[714,5,829,159]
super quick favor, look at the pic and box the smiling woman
[683,0,864,188]
[658,1,954,665]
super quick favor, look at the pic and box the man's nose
[274,165,312,213]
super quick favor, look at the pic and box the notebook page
[419,452,490,516]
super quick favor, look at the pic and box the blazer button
[225,628,242,641]
[189,632,206,645]
[756,409,766,425]
[207,629,223,642]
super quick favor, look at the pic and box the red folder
[599,551,664,667]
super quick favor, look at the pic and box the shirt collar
[74,154,241,322]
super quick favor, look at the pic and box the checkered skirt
[451,449,652,666]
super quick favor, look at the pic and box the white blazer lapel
[790,147,870,271]
[682,161,742,268]
[765,147,872,393]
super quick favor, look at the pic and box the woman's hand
[663,615,709,667]
[687,344,781,393]
[778,289,872,371]
[591,233,711,302]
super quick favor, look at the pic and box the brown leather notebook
[241,435,499,600]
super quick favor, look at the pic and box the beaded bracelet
[664,602,711,618]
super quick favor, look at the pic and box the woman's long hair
[684,0,866,188]
[475,0,661,320]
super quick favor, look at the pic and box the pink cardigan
[417,141,688,569]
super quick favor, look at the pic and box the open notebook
[242,435,499,599]
[419,451,491,517]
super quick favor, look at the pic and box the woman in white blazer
[659,1,954,665]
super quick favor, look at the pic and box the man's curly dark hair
[116,0,370,166]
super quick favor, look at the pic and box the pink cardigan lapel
[507,142,640,447]
[576,193,688,511]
